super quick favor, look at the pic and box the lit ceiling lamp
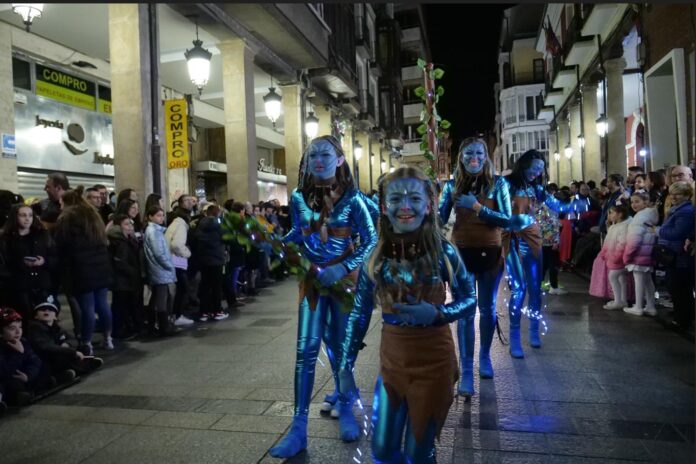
[596,115,608,137]
[263,75,282,128]
[354,140,363,160]
[577,134,585,149]
[381,159,387,171]
[639,147,648,157]
[12,3,43,32]
[184,17,212,96]
[389,166,396,173]
[553,151,561,162]
[304,111,319,139]
[564,143,573,159]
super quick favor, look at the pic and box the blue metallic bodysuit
[341,240,476,463]
[270,186,377,456]
[439,176,511,396]
[504,182,582,357]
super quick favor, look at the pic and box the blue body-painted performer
[438,137,511,398]
[269,136,378,459]
[339,166,476,463]
[504,149,588,358]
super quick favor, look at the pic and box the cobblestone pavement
[0,273,693,463]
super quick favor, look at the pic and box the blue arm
[340,266,375,370]
[477,176,512,228]
[436,242,477,323]
[341,195,378,272]
[282,190,304,245]
[438,180,455,225]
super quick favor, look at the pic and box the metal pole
[148,3,162,195]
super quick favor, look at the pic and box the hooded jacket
[144,222,177,285]
[193,216,226,267]
[623,207,659,267]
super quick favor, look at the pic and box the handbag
[459,246,502,274]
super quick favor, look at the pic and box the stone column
[356,131,370,192]
[370,136,380,191]
[582,83,602,184]
[313,104,333,138]
[605,58,627,177]
[220,39,258,203]
[282,84,302,196]
[557,120,570,186]
[0,23,17,192]
[570,104,582,181]
[109,4,162,200]
[342,125,355,184]
[549,128,559,184]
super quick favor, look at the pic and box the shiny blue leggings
[371,376,438,464]
[505,235,543,329]
[293,295,359,416]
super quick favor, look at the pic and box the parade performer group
[269,136,586,462]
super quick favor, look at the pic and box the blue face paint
[461,142,487,175]
[524,159,545,182]
[384,177,430,233]
[306,140,343,179]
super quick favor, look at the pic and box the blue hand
[392,295,439,325]
[456,193,478,210]
[317,263,347,287]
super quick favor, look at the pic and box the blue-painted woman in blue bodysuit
[438,137,511,398]
[504,149,587,358]
[339,166,476,463]
[269,136,378,459]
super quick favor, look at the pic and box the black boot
[157,312,177,337]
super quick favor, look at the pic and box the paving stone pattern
[0,273,693,463]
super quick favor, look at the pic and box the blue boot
[529,319,541,348]
[338,400,360,442]
[269,415,308,458]
[321,390,338,413]
[509,327,524,359]
[479,315,495,379]
[456,316,475,397]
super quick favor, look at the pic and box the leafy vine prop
[414,58,451,180]
[221,211,356,312]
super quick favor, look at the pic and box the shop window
[12,57,31,91]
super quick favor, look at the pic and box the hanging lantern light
[639,147,648,157]
[389,166,396,173]
[354,140,363,161]
[553,151,561,162]
[304,111,319,139]
[381,159,387,171]
[564,143,573,159]
[184,17,212,95]
[12,4,43,32]
[595,115,608,137]
[263,76,282,128]
[577,134,585,149]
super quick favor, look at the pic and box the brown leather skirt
[380,323,459,444]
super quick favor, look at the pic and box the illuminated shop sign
[35,64,96,111]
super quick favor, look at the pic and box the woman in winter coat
[598,205,632,310]
[657,181,695,329]
[55,188,113,355]
[143,206,177,336]
[108,214,144,338]
[193,205,228,322]
[623,192,659,316]
[0,204,56,318]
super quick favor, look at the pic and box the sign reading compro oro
[164,99,189,169]
[36,64,96,111]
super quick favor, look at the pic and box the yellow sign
[98,99,112,114]
[164,99,189,169]
[35,64,96,111]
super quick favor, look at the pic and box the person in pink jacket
[598,205,632,310]
[623,192,659,316]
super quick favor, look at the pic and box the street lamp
[184,18,212,95]
[304,111,319,139]
[263,76,282,128]
[553,151,561,162]
[354,141,363,161]
[639,147,648,157]
[12,3,43,32]
[564,143,573,159]
[577,134,585,149]
[595,115,608,137]
[381,159,387,171]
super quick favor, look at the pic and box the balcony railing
[324,4,357,84]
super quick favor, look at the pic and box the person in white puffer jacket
[622,191,659,316]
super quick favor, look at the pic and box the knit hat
[34,295,60,315]
[0,307,22,328]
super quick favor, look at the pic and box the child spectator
[193,205,228,321]
[108,214,144,338]
[24,297,103,381]
[536,202,566,295]
[598,205,632,309]
[144,206,177,336]
[0,307,47,407]
[623,192,659,316]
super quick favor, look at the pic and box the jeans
[76,288,112,344]
[173,268,190,318]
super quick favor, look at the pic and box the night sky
[423,3,514,146]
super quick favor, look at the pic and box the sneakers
[174,315,195,326]
[643,307,658,317]
[81,342,94,356]
[603,300,626,310]
[623,306,643,316]
[541,281,551,291]
[102,337,114,350]
[213,312,229,321]
[548,287,568,295]
[199,314,210,322]
[57,369,77,383]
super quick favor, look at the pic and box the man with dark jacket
[599,174,626,236]
[193,205,228,321]
[108,215,144,338]
[24,297,103,380]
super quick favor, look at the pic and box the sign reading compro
[164,99,189,169]
[35,64,96,111]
